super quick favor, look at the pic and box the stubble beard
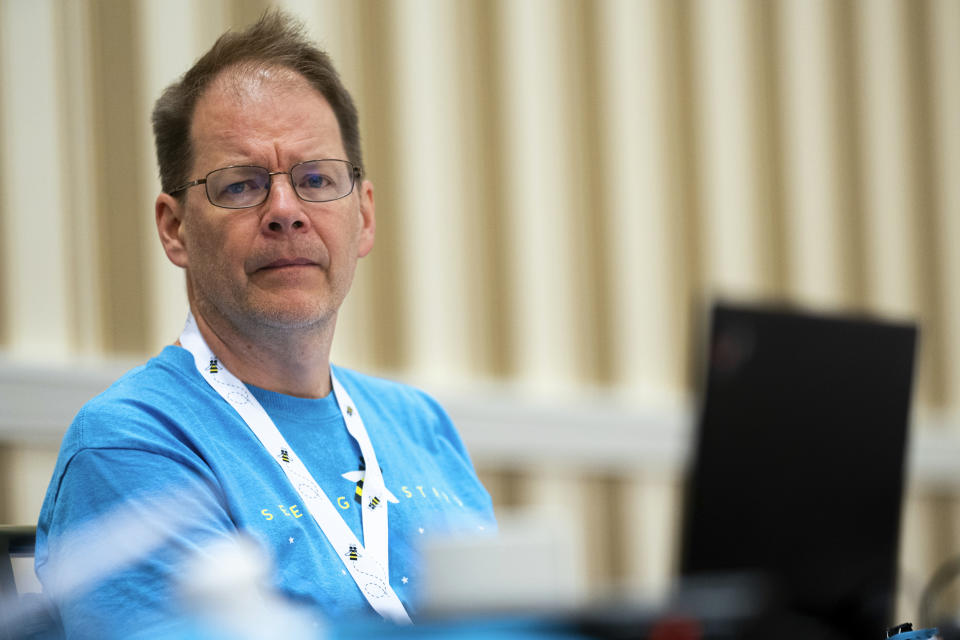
[189,270,344,346]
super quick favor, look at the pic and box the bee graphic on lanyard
[208,359,219,374]
[279,449,290,463]
[368,496,381,510]
[345,545,361,562]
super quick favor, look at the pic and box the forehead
[189,66,344,169]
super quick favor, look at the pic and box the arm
[37,447,236,639]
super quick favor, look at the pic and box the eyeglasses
[169,159,361,209]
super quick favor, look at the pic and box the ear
[156,192,189,268]
[356,179,376,258]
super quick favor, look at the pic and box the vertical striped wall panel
[929,0,960,410]
[597,0,684,396]
[496,0,588,390]
[778,0,848,309]
[0,0,71,360]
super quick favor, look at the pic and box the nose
[259,172,310,234]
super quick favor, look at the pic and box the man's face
[157,67,375,337]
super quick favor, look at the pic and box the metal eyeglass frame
[168,159,362,209]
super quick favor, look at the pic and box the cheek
[332,208,365,252]
[315,216,355,257]
[183,217,241,279]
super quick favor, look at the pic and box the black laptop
[681,303,918,639]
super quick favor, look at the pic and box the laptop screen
[680,303,917,638]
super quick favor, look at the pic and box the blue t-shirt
[35,346,495,638]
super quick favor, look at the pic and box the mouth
[258,257,319,271]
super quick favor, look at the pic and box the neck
[188,305,336,398]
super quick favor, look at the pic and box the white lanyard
[179,313,411,624]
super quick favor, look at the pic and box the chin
[194,286,340,335]
[245,299,336,331]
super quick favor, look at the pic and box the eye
[215,178,264,206]
[217,179,264,200]
[205,166,270,207]
[290,161,353,201]
[224,181,252,195]
[299,173,330,189]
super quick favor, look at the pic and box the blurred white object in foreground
[177,534,320,640]
[419,508,585,615]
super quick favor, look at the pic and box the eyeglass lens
[205,160,355,209]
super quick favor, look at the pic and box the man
[35,11,495,637]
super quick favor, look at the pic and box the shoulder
[37,348,236,568]
[63,346,216,456]
[39,347,237,549]
[331,365,468,451]
[331,365,449,420]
